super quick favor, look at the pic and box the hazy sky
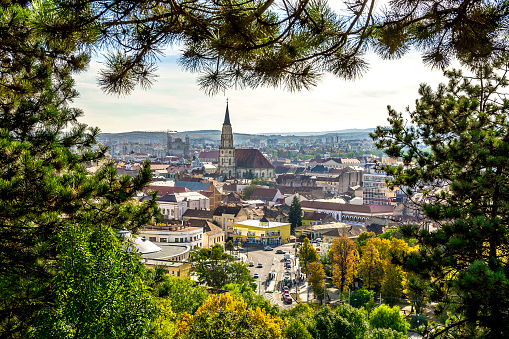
[74,51,447,135]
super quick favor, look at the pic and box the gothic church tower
[218,102,236,177]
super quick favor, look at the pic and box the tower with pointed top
[218,102,236,177]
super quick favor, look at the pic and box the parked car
[249,261,254,267]
[276,249,285,254]
[283,286,289,293]
[257,262,263,268]
[264,246,273,251]
[254,273,259,278]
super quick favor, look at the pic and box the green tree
[223,283,279,316]
[369,304,410,335]
[372,58,509,336]
[0,3,158,336]
[243,184,258,200]
[308,261,326,304]
[150,298,178,339]
[284,319,313,339]
[356,231,377,254]
[225,239,235,255]
[311,304,369,339]
[31,227,156,338]
[369,328,406,339]
[288,196,303,234]
[380,262,407,307]
[299,238,320,276]
[190,243,254,288]
[349,288,375,309]
[252,178,270,186]
[152,275,208,315]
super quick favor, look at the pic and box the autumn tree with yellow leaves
[174,293,285,339]
[308,261,326,304]
[330,237,358,292]
[358,242,383,290]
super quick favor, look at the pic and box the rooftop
[234,219,290,229]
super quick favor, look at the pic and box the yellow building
[143,259,191,278]
[232,218,291,245]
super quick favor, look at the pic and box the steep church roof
[224,102,231,125]
[235,149,274,169]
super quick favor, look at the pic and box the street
[240,242,303,309]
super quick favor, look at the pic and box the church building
[218,103,275,179]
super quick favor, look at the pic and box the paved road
[242,243,301,309]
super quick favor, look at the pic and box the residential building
[138,224,204,248]
[249,187,284,205]
[302,211,336,226]
[232,218,291,245]
[363,170,396,205]
[187,219,226,249]
[213,205,250,235]
[295,222,366,241]
[300,200,394,224]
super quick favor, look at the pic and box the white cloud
[74,51,447,134]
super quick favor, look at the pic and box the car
[249,261,254,267]
[283,295,293,304]
[253,273,259,278]
[284,275,290,281]
[276,249,285,254]
[257,262,263,268]
[264,246,273,251]
[283,286,289,293]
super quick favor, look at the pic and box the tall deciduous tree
[288,196,303,234]
[372,57,509,336]
[299,237,320,276]
[174,293,285,339]
[331,237,359,292]
[369,304,410,335]
[308,261,326,303]
[312,304,369,339]
[190,243,254,288]
[358,242,383,290]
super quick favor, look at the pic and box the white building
[139,224,204,249]
[157,192,210,220]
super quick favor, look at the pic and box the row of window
[148,234,202,243]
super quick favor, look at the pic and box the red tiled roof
[144,185,188,195]
[302,211,330,221]
[251,188,278,201]
[235,149,274,169]
[199,150,219,159]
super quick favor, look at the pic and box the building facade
[232,219,291,245]
[363,169,396,205]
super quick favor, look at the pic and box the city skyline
[74,50,448,135]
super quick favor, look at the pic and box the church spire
[223,100,231,125]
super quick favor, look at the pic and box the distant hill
[98,128,375,144]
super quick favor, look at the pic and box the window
[149,237,156,242]
[160,237,167,243]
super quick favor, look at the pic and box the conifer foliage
[372,55,509,337]
[0,2,158,337]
